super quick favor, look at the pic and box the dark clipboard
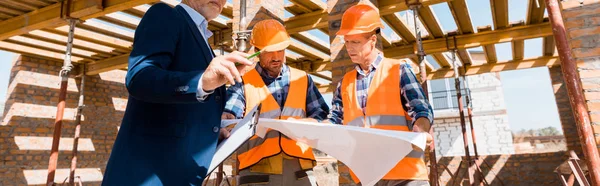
[207,104,262,175]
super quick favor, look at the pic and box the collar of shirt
[180,4,213,41]
[355,53,383,77]
[255,63,288,83]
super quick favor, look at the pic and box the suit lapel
[175,5,213,66]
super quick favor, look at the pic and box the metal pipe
[410,5,438,186]
[461,70,478,159]
[46,18,77,186]
[452,50,474,185]
[235,0,249,52]
[545,0,600,185]
[216,30,225,186]
[69,65,85,186]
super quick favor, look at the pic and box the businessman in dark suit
[102,0,252,185]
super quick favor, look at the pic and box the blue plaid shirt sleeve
[328,81,344,124]
[223,82,246,119]
[400,63,434,126]
[306,76,330,121]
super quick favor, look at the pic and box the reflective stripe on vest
[341,58,429,182]
[237,67,315,170]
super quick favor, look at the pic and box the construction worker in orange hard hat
[222,19,330,186]
[327,4,434,186]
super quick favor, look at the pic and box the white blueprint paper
[255,119,426,186]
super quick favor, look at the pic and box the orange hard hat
[250,19,291,52]
[336,4,384,36]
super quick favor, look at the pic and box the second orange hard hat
[336,4,384,36]
[250,19,291,52]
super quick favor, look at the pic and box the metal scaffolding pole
[46,17,77,186]
[409,4,438,186]
[68,64,86,186]
[545,0,600,185]
[450,49,475,186]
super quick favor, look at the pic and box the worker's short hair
[364,29,381,39]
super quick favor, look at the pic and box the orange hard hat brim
[336,24,384,36]
[259,39,291,52]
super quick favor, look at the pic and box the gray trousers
[237,158,318,186]
[357,180,429,186]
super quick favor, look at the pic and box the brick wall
[549,66,582,155]
[560,0,600,153]
[0,55,127,185]
[435,152,566,186]
[433,73,515,157]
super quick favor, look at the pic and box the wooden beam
[288,42,330,61]
[290,32,330,54]
[448,0,474,34]
[0,40,85,62]
[221,2,233,18]
[0,0,159,41]
[543,36,556,56]
[77,21,134,42]
[490,0,509,29]
[86,53,130,75]
[97,13,140,30]
[0,5,26,17]
[378,0,451,16]
[433,53,453,68]
[428,55,560,80]
[42,28,131,54]
[383,22,553,58]
[3,38,100,61]
[284,10,328,34]
[285,4,312,15]
[289,0,326,11]
[21,33,115,58]
[512,39,524,60]
[482,44,497,63]
[382,13,416,43]
[0,1,40,12]
[418,5,445,39]
[526,0,546,25]
[310,72,332,81]
[457,49,473,65]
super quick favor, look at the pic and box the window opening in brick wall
[501,67,566,154]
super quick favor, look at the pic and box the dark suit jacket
[102,3,225,185]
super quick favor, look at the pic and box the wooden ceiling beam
[383,22,553,59]
[512,39,524,60]
[0,40,86,62]
[3,38,100,61]
[457,49,473,66]
[382,13,416,43]
[418,5,445,39]
[284,10,329,34]
[288,42,330,61]
[526,0,546,25]
[477,26,497,63]
[21,33,115,58]
[448,0,474,34]
[490,0,509,30]
[378,0,452,16]
[433,53,453,68]
[428,55,560,80]
[0,1,39,12]
[86,53,129,75]
[290,0,326,11]
[42,28,131,53]
[0,0,157,41]
[77,21,134,42]
[290,32,330,54]
[543,36,556,56]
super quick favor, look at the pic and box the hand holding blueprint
[256,119,427,186]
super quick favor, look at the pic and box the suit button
[215,95,221,101]
[213,126,219,133]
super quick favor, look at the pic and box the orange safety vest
[236,67,316,170]
[341,58,429,182]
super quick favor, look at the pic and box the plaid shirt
[224,64,330,120]
[328,54,434,127]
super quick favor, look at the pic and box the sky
[0,0,561,132]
